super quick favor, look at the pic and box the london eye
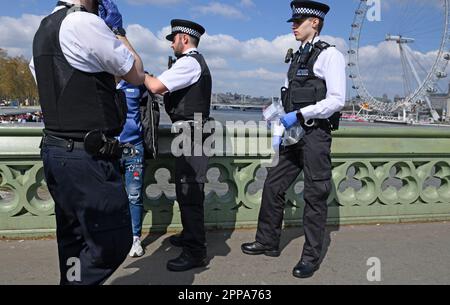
[348,0,450,122]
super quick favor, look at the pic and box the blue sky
[4,0,357,41]
[0,0,448,99]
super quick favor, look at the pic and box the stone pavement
[1,222,449,285]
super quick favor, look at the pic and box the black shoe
[292,261,319,279]
[169,233,183,247]
[167,252,207,272]
[241,241,280,257]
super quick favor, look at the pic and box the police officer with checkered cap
[242,0,346,279]
[145,19,211,272]
[165,19,205,44]
[287,0,330,22]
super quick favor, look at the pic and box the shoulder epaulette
[314,41,334,50]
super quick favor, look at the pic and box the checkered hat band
[292,7,326,19]
[172,26,202,39]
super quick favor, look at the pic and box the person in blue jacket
[118,80,147,257]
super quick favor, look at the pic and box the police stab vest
[32,6,127,139]
[164,52,212,122]
[283,41,330,113]
[283,40,341,130]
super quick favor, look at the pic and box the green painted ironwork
[0,126,449,237]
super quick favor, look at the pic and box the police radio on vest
[285,48,294,63]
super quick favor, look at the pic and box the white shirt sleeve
[157,56,201,93]
[59,12,134,76]
[29,58,36,83]
[300,48,346,121]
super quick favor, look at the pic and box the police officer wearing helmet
[241,0,346,278]
[30,0,145,284]
[144,19,211,272]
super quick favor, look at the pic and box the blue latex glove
[98,0,123,30]
[272,135,282,151]
[280,111,298,129]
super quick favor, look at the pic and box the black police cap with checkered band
[287,0,330,22]
[166,19,206,42]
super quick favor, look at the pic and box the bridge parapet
[0,126,449,237]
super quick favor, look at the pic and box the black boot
[241,241,280,257]
[292,261,319,279]
[167,252,207,272]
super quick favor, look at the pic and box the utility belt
[315,112,341,131]
[41,130,125,159]
[295,109,341,131]
[172,117,215,135]
[302,118,332,131]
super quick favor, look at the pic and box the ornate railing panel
[1,126,449,237]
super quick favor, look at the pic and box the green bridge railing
[0,125,449,238]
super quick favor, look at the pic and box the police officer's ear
[181,34,190,45]
[310,17,323,34]
[190,36,199,47]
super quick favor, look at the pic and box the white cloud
[127,24,170,55]
[238,68,285,81]
[207,57,228,70]
[2,14,447,98]
[201,33,348,65]
[353,40,449,99]
[125,25,299,95]
[191,2,247,20]
[0,13,352,96]
[0,14,44,57]
[215,68,284,81]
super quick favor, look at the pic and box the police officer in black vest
[30,0,145,284]
[241,0,346,278]
[144,19,211,272]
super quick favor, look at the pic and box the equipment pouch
[84,130,122,159]
[290,87,316,110]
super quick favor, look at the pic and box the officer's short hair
[317,18,324,34]
[189,36,199,47]
[179,33,199,47]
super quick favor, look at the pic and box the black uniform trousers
[256,125,332,265]
[174,132,209,259]
[41,141,132,285]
